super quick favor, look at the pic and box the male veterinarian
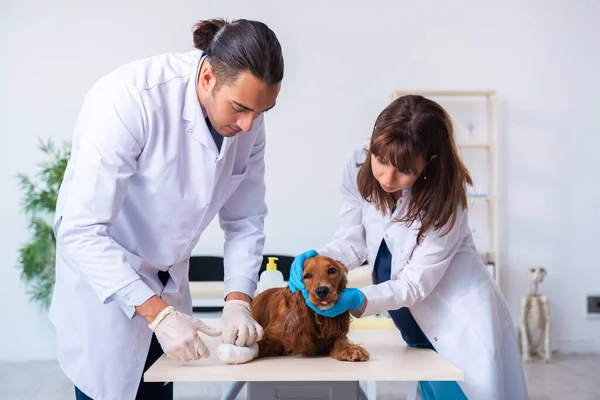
[49,18,284,400]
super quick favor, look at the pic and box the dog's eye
[327,267,337,274]
[303,273,312,279]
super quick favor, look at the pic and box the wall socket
[587,295,600,319]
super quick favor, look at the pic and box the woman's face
[371,153,426,194]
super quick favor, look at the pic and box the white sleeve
[55,75,155,313]
[317,150,368,270]
[218,117,268,299]
[360,205,469,317]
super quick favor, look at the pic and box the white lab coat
[49,50,268,400]
[318,147,528,400]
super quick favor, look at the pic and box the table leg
[358,385,369,400]
[406,381,419,400]
[247,381,360,400]
[221,381,246,400]
[366,381,377,399]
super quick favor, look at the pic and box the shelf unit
[391,90,500,282]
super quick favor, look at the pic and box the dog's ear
[283,294,314,352]
[333,259,349,290]
[335,259,349,275]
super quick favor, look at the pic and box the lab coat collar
[181,50,218,152]
[394,188,411,214]
[182,50,204,123]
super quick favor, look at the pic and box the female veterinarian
[49,18,283,400]
[289,95,528,400]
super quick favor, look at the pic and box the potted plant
[17,138,70,309]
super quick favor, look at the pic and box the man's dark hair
[192,18,284,89]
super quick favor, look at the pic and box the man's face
[198,62,280,137]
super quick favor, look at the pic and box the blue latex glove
[288,249,318,293]
[302,288,365,318]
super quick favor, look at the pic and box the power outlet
[587,295,600,319]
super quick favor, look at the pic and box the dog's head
[301,256,348,311]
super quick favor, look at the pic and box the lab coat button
[434,337,438,341]
[187,128,192,133]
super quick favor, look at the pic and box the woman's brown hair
[357,95,473,244]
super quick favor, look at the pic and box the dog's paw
[217,343,259,365]
[333,344,370,362]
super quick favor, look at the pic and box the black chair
[189,254,294,312]
[188,255,225,282]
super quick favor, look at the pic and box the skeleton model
[517,266,551,362]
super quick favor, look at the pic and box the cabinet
[390,90,500,282]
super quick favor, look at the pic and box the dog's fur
[250,255,369,362]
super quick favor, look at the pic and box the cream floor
[1,353,599,399]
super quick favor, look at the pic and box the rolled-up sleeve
[218,117,268,299]
[55,74,155,315]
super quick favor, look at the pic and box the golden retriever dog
[217,255,369,364]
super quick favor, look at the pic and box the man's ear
[198,59,216,92]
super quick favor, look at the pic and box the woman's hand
[287,249,319,293]
[301,287,366,318]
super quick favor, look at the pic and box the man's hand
[225,292,252,303]
[142,298,222,362]
[136,295,170,323]
[220,293,263,347]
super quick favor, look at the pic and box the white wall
[1,0,599,362]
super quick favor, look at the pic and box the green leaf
[16,138,70,309]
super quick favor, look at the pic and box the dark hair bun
[192,18,227,51]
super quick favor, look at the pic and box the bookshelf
[391,90,500,282]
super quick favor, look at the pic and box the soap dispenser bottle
[258,257,285,293]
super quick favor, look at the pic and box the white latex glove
[150,306,221,362]
[220,300,264,346]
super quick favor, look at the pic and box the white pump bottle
[258,257,286,293]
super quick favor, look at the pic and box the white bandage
[217,343,259,365]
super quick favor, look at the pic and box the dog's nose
[315,286,330,299]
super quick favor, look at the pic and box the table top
[144,318,463,383]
